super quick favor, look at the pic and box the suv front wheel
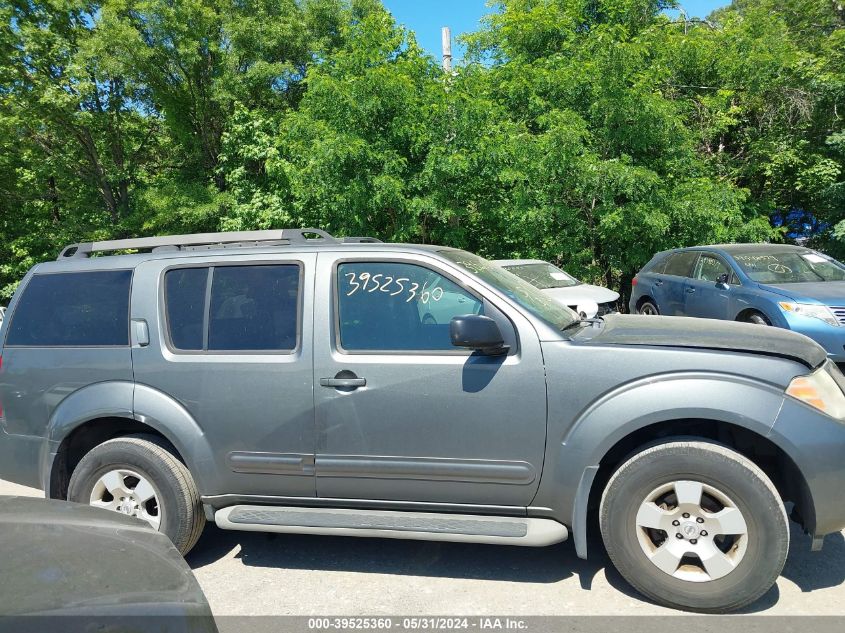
[600,440,788,613]
[68,434,206,554]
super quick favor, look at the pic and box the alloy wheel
[634,480,748,582]
[89,468,163,531]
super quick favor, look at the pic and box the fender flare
[44,381,221,496]
[557,373,791,559]
[131,383,222,494]
[43,381,135,492]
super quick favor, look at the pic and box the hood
[0,496,214,621]
[761,281,845,307]
[579,314,827,369]
[542,285,619,307]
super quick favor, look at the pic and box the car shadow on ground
[779,525,845,592]
[186,522,845,613]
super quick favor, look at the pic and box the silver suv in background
[2,229,845,613]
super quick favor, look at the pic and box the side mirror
[716,272,730,288]
[450,315,509,356]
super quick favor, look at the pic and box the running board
[214,505,567,546]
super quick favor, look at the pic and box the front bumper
[782,311,845,362]
[770,395,845,537]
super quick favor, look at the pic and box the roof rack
[58,228,382,259]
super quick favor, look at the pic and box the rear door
[131,253,317,498]
[684,253,734,320]
[639,255,671,311]
[661,251,700,315]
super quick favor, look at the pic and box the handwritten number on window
[345,273,360,296]
[344,271,445,304]
[391,278,407,296]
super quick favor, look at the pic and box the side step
[214,505,568,547]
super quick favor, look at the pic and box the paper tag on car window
[803,254,827,264]
[550,272,569,280]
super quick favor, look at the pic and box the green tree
[1,0,842,306]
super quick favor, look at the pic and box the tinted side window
[337,262,483,351]
[663,252,699,277]
[644,255,669,274]
[7,270,131,346]
[694,255,730,282]
[208,265,299,351]
[165,268,209,351]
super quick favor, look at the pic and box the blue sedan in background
[629,243,845,363]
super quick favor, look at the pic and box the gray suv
[2,229,845,613]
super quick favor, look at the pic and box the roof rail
[58,228,381,259]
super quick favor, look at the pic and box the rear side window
[164,264,300,352]
[663,252,699,277]
[208,265,299,351]
[7,270,131,346]
[643,255,669,274]
[165,268,208,351]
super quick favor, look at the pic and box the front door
[312,251,548,507]
[684,253,733,320]
[131,253,317,498]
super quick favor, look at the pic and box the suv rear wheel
[68,434,205,555]
[638,300,659,315]
[600,441,788,613]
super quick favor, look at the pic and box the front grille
[830,306,845,326]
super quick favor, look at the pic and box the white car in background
[494,259,619,318]
[0,306,5,325]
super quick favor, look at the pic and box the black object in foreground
[0,496,217,633]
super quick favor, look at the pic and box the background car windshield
[504,263,580,289]
[440,250,578,330]
[733,251,845,283]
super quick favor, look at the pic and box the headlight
[778,302,839,327]
[786,366,845,418]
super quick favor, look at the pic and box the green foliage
[1,0,842,302]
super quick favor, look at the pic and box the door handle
[320,373,367,389]
[686,288,696,294]
[131,319,150,347]
[655,280,663,286]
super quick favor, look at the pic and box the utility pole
[441,26,452,73]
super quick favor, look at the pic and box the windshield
[440,250,578,330]
[503,263,581,289]
[733,250,845,284]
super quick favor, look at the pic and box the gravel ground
[3,479,845,617]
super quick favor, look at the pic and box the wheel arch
[735,307,770,323]
[48,416,178,499]
[547,374,813,559]
[569,418,812,560]
[45,381,220,499]
[635,295,657,312]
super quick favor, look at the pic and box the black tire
[68,434,206,555]
[740,311,771,326]
[600,441,788,613]
[638,300,659,316]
